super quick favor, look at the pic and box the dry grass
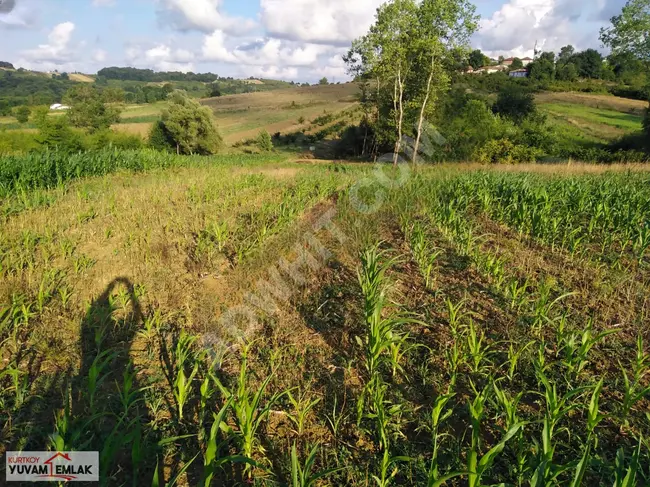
[112,122,153,137]
[68,73,95,83]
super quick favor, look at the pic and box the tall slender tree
[408,0,478,163]
[346,0,477,164]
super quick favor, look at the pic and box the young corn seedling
[408,222,443,291]
[372,449,411,487]
[612,437,642,487]
[201,396,255,486]
[287,388,322,436]
[426,392,458,486]
[467,385,524,487]
[446,298,468,338]
[504,340,535,383]
[290,443,344,487]
[172,332,199,421]
[619,336,650,424]
[561,320,619,379]
[493,382,528,484]
[531,368,589,486]
[465,320,491,375]
[87,348,119,412]
[505,278,530,311]
[356,243,411,379]
[214,343,291,477]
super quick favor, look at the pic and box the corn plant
[408,222,443,291]
[560,322,619,379]
[172,332,199,421]
[200,396,255,486]
[612,437,642,487]
[87,348,119,412]
[619,337,650,424]
[446,298,467,338]
[356,244,409,379]
[504,340,534,382]
[465,320,491,375]
[426,392,456,486]
[531,369,589,486]
[290,443,343,487]
[214,344,290,475]
[372,449,410,487]
[287,388,321,436]
[505,278,530,311]
[467,385,524,487]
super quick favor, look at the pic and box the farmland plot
[1,161,649,486]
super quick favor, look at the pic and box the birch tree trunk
[412,55,436,163]
[393,68,405,165]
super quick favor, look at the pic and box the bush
[148,121,175,152]
[474,138,541,164]
[0,130,40,155]
[257,130,273,151]
[13,106,30,124]
[298,116,305,124]
[644,107,650,139]
[86,130,144,151]
[493,86,536,122]
[34,110,85,153]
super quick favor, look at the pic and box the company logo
[6,451,99,482]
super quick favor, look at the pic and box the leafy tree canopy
[63,85,122,133]
[600,0,650,62]
[150,90,222,155]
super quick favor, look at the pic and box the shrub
[493,86,536,122]
[87,130,144,151]
[13,106,30,124]
[148,120,175,152]
[474,138,541,164]
[257,130,273,152]
[298,116,305,124]
[64,84,122,133]
[34,109,85,153]
[644,107,650,139]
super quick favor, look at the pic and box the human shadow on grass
[4,278,154,486]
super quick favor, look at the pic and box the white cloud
[22,21,76,64]
[157,0,256,35]
[92,0,116,6]
[241,65,299,81]
[260,0,383,46]
[201,29,348,81]
[126,43,196,72]
[475,0,612,58]
[203,32,329,67]
[93,48,107,62]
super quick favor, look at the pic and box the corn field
[1,162,649,485]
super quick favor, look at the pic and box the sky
[0,0,629,83]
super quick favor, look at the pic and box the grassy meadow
[535,92,646,150]
[1,151,650,484]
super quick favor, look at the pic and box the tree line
[97,67,220,83]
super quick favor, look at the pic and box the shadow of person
[75,277,143,394]
[69,277,146,483]
[2,277,148,485]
